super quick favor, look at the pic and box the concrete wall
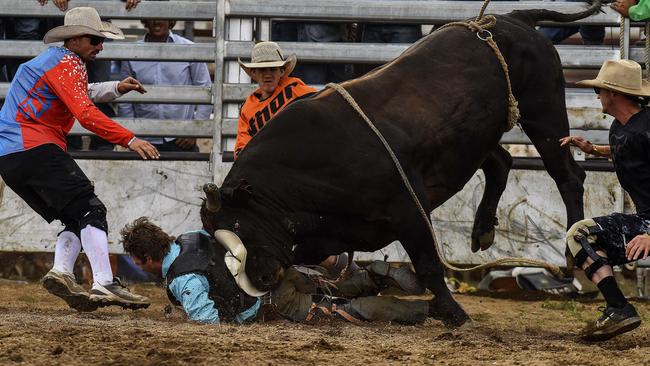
[0,160,622,266]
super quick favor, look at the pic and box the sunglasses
[593,87,601,95]
[86,35,105,46]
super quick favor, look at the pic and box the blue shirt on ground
[162,231,261,324]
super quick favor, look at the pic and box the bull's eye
[233,221,241,231]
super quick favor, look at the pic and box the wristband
[127,136,136,147]
[591,144,600,155]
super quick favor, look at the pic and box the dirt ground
[1,281,650,365]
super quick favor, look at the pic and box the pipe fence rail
[0,0,628,154]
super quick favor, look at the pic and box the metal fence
[0,0,632,256]
[0,0,639,159]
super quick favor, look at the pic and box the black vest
[165,231,258,322]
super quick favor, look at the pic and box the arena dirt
[1,282,650,365]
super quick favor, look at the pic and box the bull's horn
[214,229,269,297]
[202,183,221,212]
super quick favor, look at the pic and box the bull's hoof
[471,228,495,253]
[457,318,475,330]
[428,297,471,328]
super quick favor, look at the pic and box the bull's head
[201,182,286,293]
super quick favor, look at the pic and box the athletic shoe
[41,269,98,312]
[89,277,150,310]
[580,304,641,342]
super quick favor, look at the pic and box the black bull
[201,4,600,326]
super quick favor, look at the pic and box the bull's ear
[220,180,253,207]
[231,179,253,206]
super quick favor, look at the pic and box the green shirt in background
[630,0,650,21]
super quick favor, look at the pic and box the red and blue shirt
[0,46,134,157]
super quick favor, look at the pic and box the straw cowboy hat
[577,59,650,97]
[43,7,125,44]
[238,41,297,80]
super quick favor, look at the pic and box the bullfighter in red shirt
[0,7,159,311]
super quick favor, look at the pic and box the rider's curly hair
[120,217,175,263]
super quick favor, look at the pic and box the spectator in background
[538,0,604,45]
[612,0,650,21]
[234,41,315,159]
[271,22,352,84]
[0,20,7,83]
[38,0,141,12]
[118,16,212,152]
[355,23,422,76]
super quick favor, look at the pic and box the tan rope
[620,18,626,59]
[646,22,650,81]
[475,0,491,22]
[435,15,519,129]
[325,82,563,277]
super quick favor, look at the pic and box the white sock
[80,225,114,286]
[52,231,81,274]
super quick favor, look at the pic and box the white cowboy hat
[238,41,297,81]
[577,59,650,97]
[43,7,125,44]
[214,229,269,297]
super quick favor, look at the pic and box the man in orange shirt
[234,42,316,159]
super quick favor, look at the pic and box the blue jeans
[356,24,422,76]
[537,0,604,45]
[5,18,43,80]
[361,24,422,43]
[538,26,605,45]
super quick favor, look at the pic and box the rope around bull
[326,82,563,277]
[434,5,520,129]
[324,0,563,277]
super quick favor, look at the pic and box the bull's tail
[507,0,603,28]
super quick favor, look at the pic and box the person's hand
[128,138,160,160]
[175,138,197,150]
[559,136,595,154]
[626,234,650,261]
[123,0,141,11]
[611,0,637,18]
[117,77,147,94]
[38,0,68,11]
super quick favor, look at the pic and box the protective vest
[165,232,258,322]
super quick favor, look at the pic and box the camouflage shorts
[590,213,650,266]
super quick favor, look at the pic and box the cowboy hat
[577,59,650,97]
[238,41,297,80]
[44,7,125,44]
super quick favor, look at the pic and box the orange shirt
[234,76,315,159]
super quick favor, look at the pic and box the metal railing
[0,0,629,159]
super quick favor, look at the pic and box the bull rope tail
[620,17,627,59]
[325,82,563,278]
[646,22,650,81]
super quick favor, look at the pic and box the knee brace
[567,220,607,280]
[78,197,108,233]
